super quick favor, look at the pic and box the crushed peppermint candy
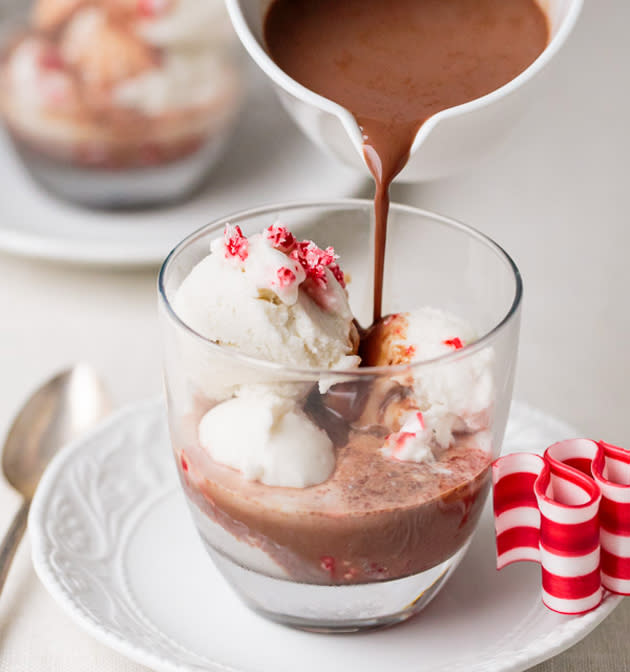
[274,266,297,288]
[320,555,336,574]
[443,337,464,350]
[223,224,249,261]
[382,411,438,463]
[220,223,347,296]
[328,262,346,288]
[291,241,340,288]
[390,432,416,456]
[265,224,297,253]
[388,412,425,452]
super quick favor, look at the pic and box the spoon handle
[0,499,29,596]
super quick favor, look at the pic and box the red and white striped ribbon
[493,439,630,614]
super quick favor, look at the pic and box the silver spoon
[0,365,112,597]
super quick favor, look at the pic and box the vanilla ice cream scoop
[361,308,477,367]
[362,307,494,463]
[60,8,157,90]
[199,390,334,487]
[175,223,359,371]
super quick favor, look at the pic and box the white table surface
[1,0,629,669]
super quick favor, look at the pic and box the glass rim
[158,198,523,378]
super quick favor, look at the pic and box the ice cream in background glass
[158,200,522,631]
[0,0,244,207]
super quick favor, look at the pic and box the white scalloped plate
[29,400,622,672]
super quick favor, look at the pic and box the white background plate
[29,400,621,672]
[0,75,366,267]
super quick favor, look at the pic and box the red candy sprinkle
[275,266,296,288]
[405,345,416,358]
[329,263,346,288]
[444,337,464,350]
[416,412,425,429]
[137,0,170,17]
[180,453,189,472]
[320,556,336,574]
[393,432,415,454]
[370,562,387,575]
[264,225,346,290]
[39,46,64,70]
[223,224,248,261]
[265,224,297,253]
[291,241,339,288]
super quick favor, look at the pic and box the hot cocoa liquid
[177,376,492,585]
[265,0,549,320]
[180,413,491,584]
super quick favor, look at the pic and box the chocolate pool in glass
[158,200,522,632]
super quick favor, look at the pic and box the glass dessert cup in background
[158,200,522,632]
[0,1,245,209]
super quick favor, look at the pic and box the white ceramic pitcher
[226,0,582,182]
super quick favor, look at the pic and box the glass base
[9,133,230,209]
[198,533,470,633]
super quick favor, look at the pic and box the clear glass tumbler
[158,200,522,632]
[0,0,245,208]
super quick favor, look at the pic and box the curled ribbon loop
[493,439,630,615]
